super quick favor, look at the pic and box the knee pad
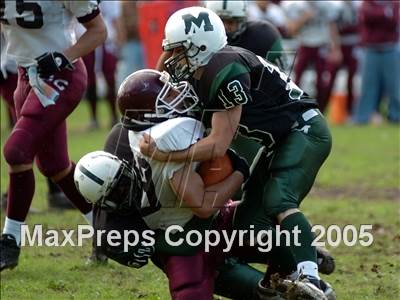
[3,128,36,165]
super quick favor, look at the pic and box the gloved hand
[35,51,74,76]
[127,242,155,269]
[226,148,250,183]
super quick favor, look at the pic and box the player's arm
[285,8,315,37]
[327,22,342,64]
[141,105,241,162]
[140,73,251,162]
[170,158,246,219]
[64,14,107,62]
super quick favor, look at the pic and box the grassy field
[0,100,399,300]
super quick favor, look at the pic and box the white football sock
[3,217,24,246]
[297,261,320,279]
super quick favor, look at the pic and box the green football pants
[234,109,332,231]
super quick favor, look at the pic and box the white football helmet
[74,151,142,212]
[205,1,248,42]
[163,6,227,81]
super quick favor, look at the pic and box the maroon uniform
[0,1,104,272]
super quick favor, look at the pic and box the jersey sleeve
[203,50,252,110]
[128,117,205,153]
[212,72,252,110]
[64,0,100,23]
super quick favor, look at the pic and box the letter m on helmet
[182,12,214,34]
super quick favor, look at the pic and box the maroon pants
[3,59,87,176]
[82,45,118,121]
[326,44,358,114]
[294,45,337,113]
[154,201,239,300]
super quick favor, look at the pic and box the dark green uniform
[228,20,287,179]
[230,20,285,68]
[191,45,332,228]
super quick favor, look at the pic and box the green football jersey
[191,46,318,148]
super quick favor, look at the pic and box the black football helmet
[117,69,199,130]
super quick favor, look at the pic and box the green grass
[1,100,399,299]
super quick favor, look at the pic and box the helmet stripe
[79,165,105,186]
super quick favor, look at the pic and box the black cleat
[317,246,335,275]
[86,246,108,266]
[48,192,75,210]
[0,234,21,271]
[320,279,336,300]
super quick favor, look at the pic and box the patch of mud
[309,186,400,201]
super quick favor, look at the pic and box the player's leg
[35,121,92,217]
[266,110,332,295]
[315,46,332,113]
[352,48,381,123]
[214,257,263,300]
[294,46,312,86]
[381,46,400,123]
[82,51,99,130]
[160,252,215,300]
[1,60,89,271]
[343,45,357,115]
[46,177,72,209]
[101,45,118,127]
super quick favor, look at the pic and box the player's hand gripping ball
[198,153,234,186]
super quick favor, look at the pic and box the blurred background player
[282,1,342,113]
[117,1,145,86]
[205,0,285,68]
[247,0,287,36]
[352,0,400,124]
[325,1,360,122]
[79,0,122,130]
[0,0,107,271]
[1,33,72,210]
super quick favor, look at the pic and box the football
[198,153,234,186]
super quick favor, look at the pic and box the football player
[140,7,334,300]
[205,0,285,68]
[74,69,262,299]
[0,1,107,271]
[203,0,285,196]
[0,33,74,210]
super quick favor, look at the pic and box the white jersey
[1,1,99,67]
[128,117,205,230]
[248,2,287,29]
[99,1,120,47]
[282,1,340,47]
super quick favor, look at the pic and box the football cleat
[257,280,287,300]
[0,234,21,271]
[48,192,75,209]
[316,246,335,275]
[86,245,108,266]
[285,276,328,300]
[320,280,336,300]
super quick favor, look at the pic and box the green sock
[280,212,317,264]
